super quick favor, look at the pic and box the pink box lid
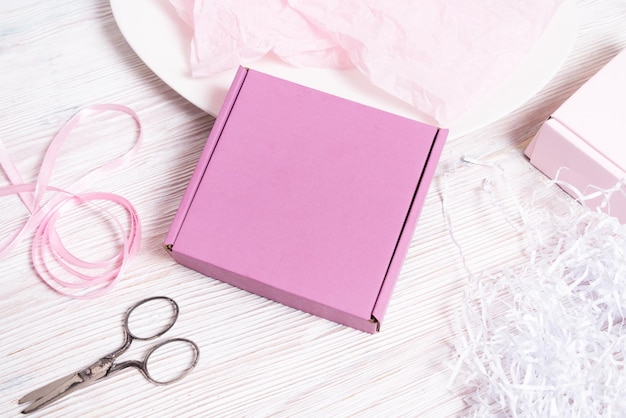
[166,67,447,332]
[526,50,626,221]
[551,50,626,170]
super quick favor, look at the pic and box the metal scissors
[19,296,199,414]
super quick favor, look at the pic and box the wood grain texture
[1,0,625,416]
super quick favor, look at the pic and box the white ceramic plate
[110,0,577,139]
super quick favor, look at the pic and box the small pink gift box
[165,67,447,333]
[526,50,626,222]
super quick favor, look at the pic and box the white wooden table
[1,1,625,416]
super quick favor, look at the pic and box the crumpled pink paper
[170,0,564,125]
[169,0,351,72]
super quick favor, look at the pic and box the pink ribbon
[0,104,142,299]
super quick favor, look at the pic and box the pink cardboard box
[165,67,447,333]
[525,50,626,223]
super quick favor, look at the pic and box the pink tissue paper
[169,0,563,124]
[165,67,447,333]
[525,49,626,223]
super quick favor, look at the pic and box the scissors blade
[19,371,82,405]
[18,356,114,414]
[19,372,84,414]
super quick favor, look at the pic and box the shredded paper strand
[447,162,626,417]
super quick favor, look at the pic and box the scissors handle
[124,296,179,340]
[109,338,200,385]
[109,296,180,359]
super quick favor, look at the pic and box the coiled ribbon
[0,104,142,299]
